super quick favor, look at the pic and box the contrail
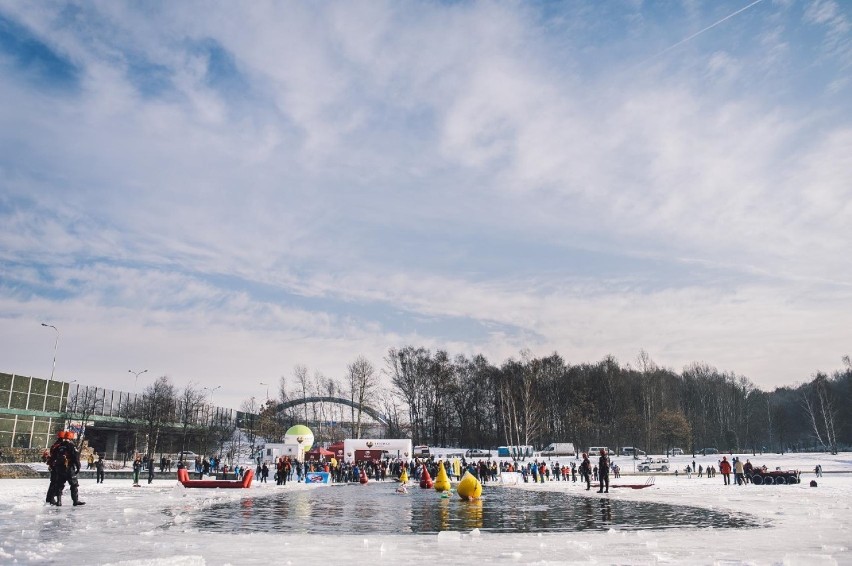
[638,0,766,66]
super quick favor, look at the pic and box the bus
[497,445,534,458]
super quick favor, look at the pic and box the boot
[55,493,62,507]
[73,500,86,506]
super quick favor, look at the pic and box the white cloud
[1,1,850,405]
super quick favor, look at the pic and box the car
[666,447,684,456]
[700,447,719,455]
[176,451,198,462]
[638,457,670,472]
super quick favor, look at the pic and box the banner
[499,472,521,486]
[305,472,331,484]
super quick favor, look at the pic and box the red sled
[177,468,254,488]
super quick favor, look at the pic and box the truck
[637,457,670,472]
[541,443,576,457]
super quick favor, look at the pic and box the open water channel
[190,483,761,534]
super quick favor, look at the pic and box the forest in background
[258,349,852,457]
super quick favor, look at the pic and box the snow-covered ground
[1,452,850,565]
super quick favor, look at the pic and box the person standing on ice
[95,453,105,483]
[132,456,142,487]
[45,431,64,505]
[597,449,610,493]
[580,453,592,490]
[734,457,744,485]
[719,456,732,485]
[147,456,155,484]
[49,431,85,506]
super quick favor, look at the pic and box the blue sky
[1,1,850,409]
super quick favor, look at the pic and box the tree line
[65,350,849,461]
[271,349,851,456]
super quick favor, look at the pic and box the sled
[177,468,254,488]
[593,476,655,489]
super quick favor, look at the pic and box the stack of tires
[750,470,800,485]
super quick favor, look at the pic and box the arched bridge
[276,396,389,426]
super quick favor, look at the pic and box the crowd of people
[42,438,817,507]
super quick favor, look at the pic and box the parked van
[541,443,576,457]
[667,447,684,456]
[588,446,614,456]
[638,457,670,472]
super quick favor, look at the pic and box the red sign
[355,449,382,463]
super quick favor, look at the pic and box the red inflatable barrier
[177,468,254,489]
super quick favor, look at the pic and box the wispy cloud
[1,1,850,406]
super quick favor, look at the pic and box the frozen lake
[190,482,758,534]
[1,452,850,564]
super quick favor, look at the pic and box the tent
[306,447,335,461]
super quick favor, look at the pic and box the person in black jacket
[580,453,592,491]
[49,431,85,506]
[45,431,65,505]
[597,449,610,494]
[95,453,105,483]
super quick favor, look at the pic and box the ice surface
[1,452,850,565]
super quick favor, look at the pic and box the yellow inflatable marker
[456,471,482,500]
[434,460,451,492]
[399,468,409,484]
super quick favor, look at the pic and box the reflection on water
[189,484,760,535]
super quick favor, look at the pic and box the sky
[0,1,850,410]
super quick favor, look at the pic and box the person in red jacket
[719,456,732,485]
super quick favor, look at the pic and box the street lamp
[41,323,59,381]
[203,385,222,402]
[128,369,148,392]
[259,382,269,401]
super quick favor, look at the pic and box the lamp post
[128,369,148,457]
[259,382,269,401]
[203,385,222,401]
[41,323,59,381]
[129,369,148,392]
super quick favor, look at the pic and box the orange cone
[359,468,369,484]
[419,464,434,489]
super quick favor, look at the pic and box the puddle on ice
[186,484,762,534]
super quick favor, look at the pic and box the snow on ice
[0,452,850,565]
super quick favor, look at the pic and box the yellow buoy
[399,468,409,484]
[456,471,482,500]
[434,460,451,492]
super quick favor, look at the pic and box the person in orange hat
[49,430,85,506]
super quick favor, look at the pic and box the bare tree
[801,373,838,454]
[636,350,658,453]
[293,365,309,423]
[177,382,206,453]
[239,397,261,462]
[346,356,378,439]
[63,385,105,449]
[137,376,177,460]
